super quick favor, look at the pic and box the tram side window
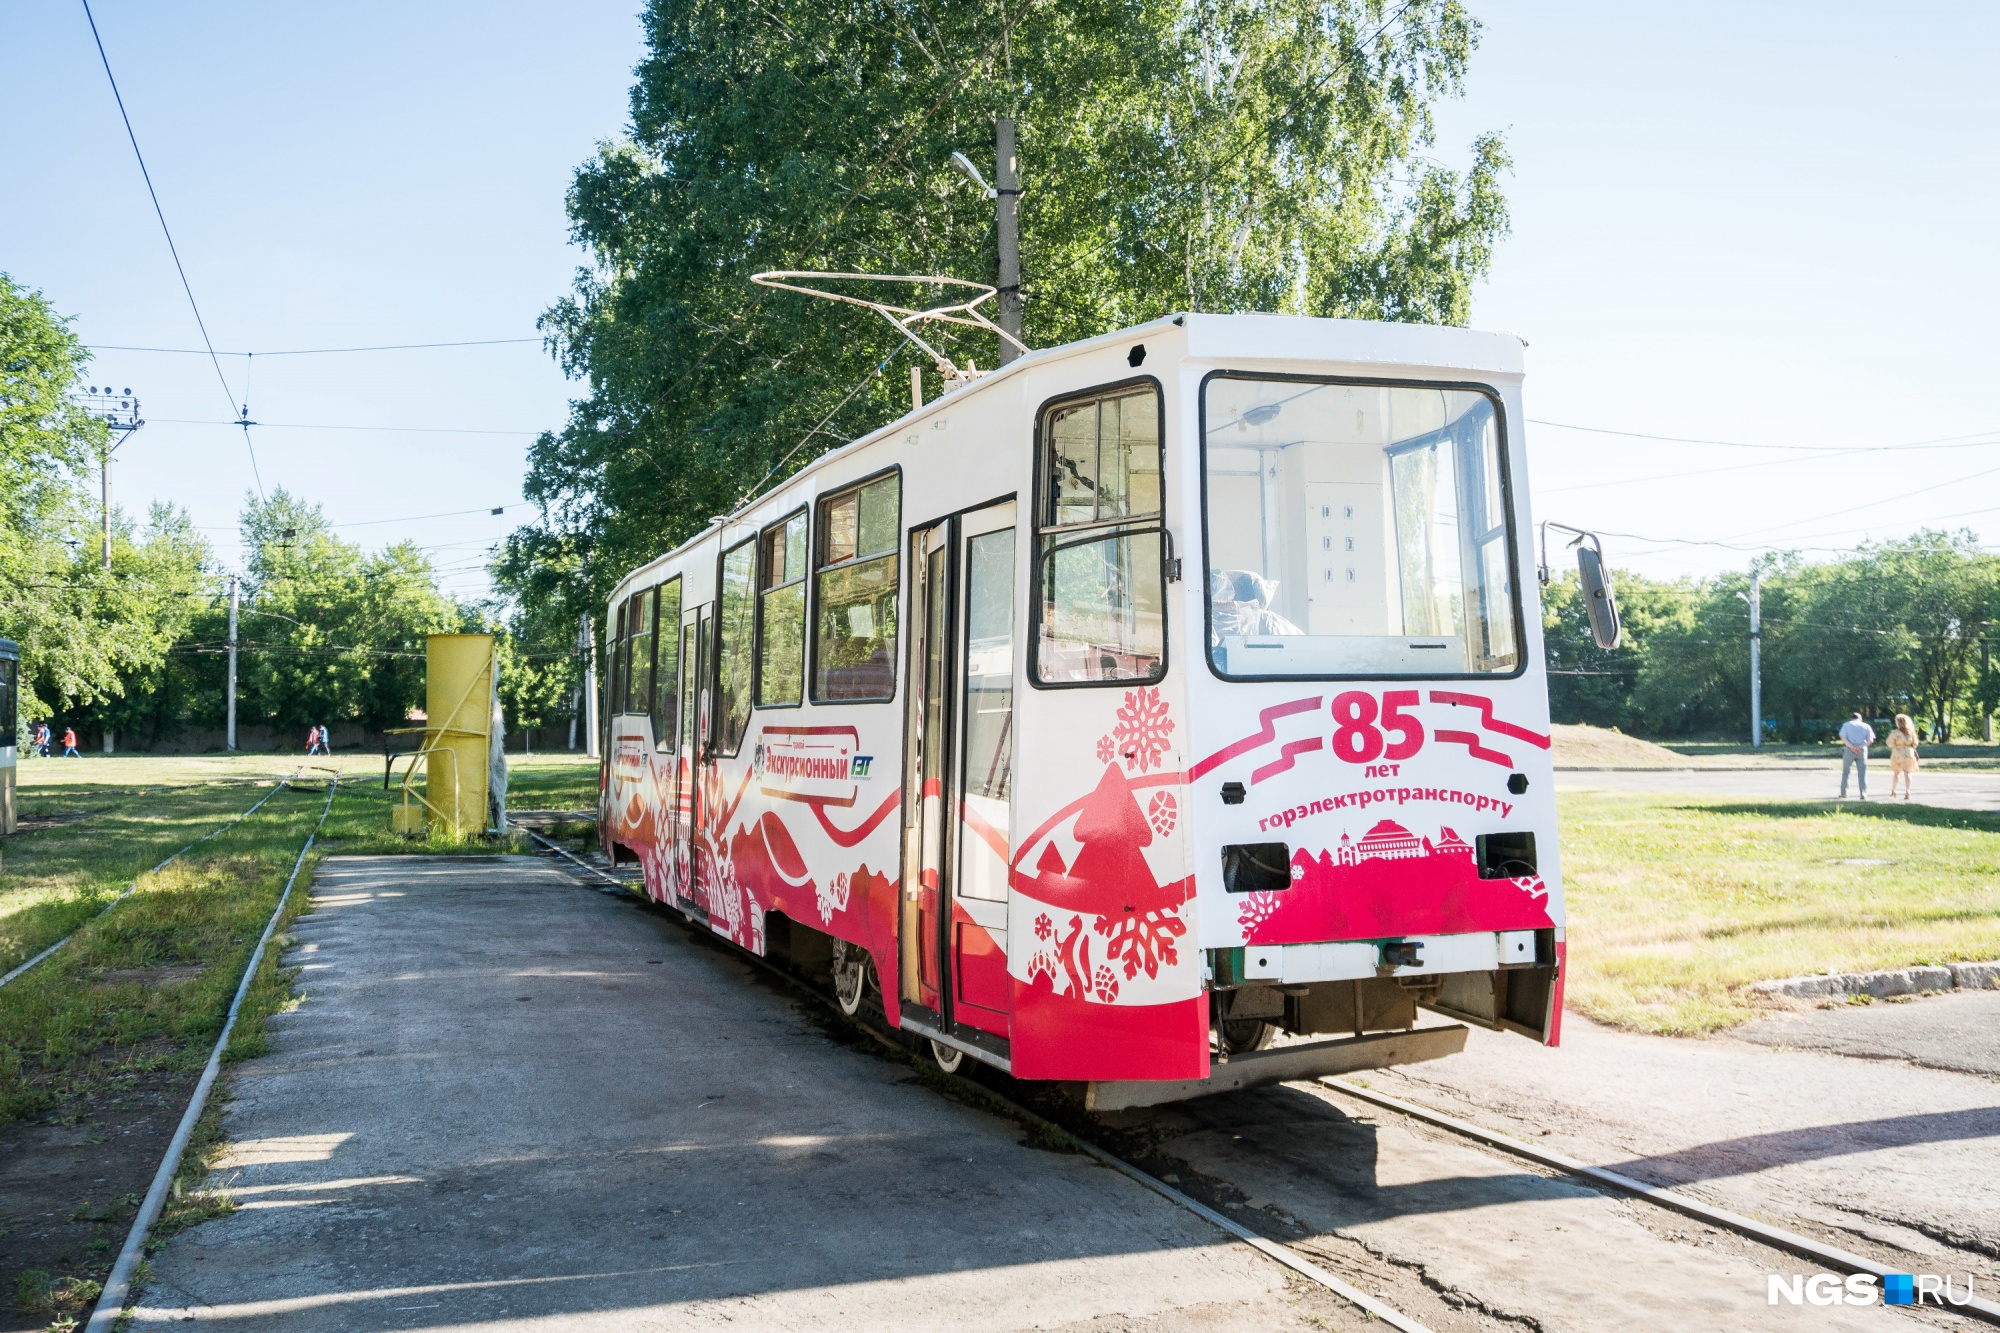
[652,578,681,750]
[626,590,656,719]
[716,540,757,754]
[814,473,900,702]
[608,600,628,716]
[757,511,808,707]
[1035,386,1166,685]
[0,658,15,741]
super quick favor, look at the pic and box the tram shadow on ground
[1100,1081,1601,1234]
[1099,1078,2000,1232]
[130,856,1336,1332]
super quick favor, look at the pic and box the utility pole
[100,442,112,569]
[69,387,142,569]
[1748,569,1762,749]
[226,575,240,751]
[995,117,1022,364]
[1985,638,1994,744]
[580,612,600,760]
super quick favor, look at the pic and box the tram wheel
[930,1039,965,1075]
[1219,1018,1277,1054]
[831,941,867,1016]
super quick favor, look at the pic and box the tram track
[0,766,303,991]
[520,825,1997,1330]
[515,825,1433,1331]
[84,775,338,1333]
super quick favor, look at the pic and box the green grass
[0,753,601,1125]
[1559,791,2000,1034]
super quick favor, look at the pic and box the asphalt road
[127,854,1981,1331]
[1734,989,2000,1080]
[1556,764,2000,811]
[134,857,1344,1332]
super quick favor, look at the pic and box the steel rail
[86,777,339,1333]
[0,769,301,990]
[516,825,1434,1333]
[1321,1077,2000,1326]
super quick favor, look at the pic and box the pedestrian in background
[34,722,49,757]
[305,724,323,755]
[61,727,80,758]
[1887,713,1920,801]
[1838,711,1874,799]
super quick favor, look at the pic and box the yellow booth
[392,633,507,838]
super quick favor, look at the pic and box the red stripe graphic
[809,790,899,849]
[1428,691,1551,750]
[1434,729,1513,768]
[1252,736,1324,786]
[1190,696,1323,780]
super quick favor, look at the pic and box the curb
[1751,960,2000,1001]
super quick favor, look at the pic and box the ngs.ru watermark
[1770,1272,1977,1307]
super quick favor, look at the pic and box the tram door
[901,502,1018,1040]
[677,603,712,918]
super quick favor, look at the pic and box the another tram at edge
[0,639,16,836]
[600,312,1567,1108]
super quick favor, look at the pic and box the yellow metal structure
[391,634,495,838]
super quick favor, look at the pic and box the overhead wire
[86,337,541,356]
[78,0,263,497]
[1530,419,2000,454]
[152,418,538,436]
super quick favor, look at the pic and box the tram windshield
[1202,376,1520,678]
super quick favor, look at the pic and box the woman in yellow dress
[1886,713,1920,800]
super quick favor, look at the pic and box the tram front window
[1202,376,1520,678]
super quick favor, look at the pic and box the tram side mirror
[1541,522,1622,651]
[1576,543,1622,650]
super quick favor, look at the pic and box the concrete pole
[1748,569,1762,749]
[995,117,1021,364]
[1985,640,1994,743]
[101,444,113,570]
[582,612,600,760]
[568,687,579,751]
[226,575,239,752]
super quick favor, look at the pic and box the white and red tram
[599,312,1566,1105]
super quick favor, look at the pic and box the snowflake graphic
[1094,907,1187,980]
[1147,790,1178,838]
[1095,734,1115,765]
[814,870,853,925]
[1092,964,1121,1002]
[1236,891,1282,935]
[1112,687,1175,772]
[1034,912,1054,941]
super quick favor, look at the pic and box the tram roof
[608,312,1526,597]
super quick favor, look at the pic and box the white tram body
[600,313,1563,1098]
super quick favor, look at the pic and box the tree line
[0,274,581,750]
[1544,534,2000,742]
[496,0,1514,638]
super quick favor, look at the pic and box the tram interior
[1204,380,1519,678]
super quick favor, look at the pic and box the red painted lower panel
[953,920,1010,1037]
[1009,984,1209,1082]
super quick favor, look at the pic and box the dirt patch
[1551,724,1695,769]
[9,810,95,835]
[0,1069,196,1333]
[89,966,206,991]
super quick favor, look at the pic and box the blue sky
[3,1,1996,593]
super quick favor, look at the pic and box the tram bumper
[1084,1024,1468,1111]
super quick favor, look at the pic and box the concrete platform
[134,856,1348,1332]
